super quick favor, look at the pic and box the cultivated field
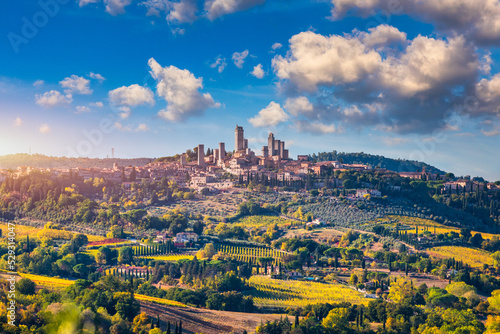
[426,246,494,268]
[136,254,195,262]
[247,276,368,308]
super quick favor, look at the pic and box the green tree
[118,246,134,264]
[17,278,36,295]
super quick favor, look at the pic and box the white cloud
[79,0,99,7]
[33,80,44,87]
[284,96,314,116]
[329,0,500,45]
[360,24,407,48]
[272,31,381,91]
[60,75,92,95]
[119,106,132,119]
[108,84,155,107]
[148,58,219,121]
[39,123,51,134]
[379,35,478,97]
[232,50,249,68]
[210,56,227,73]
[35,90,73,108]
[171,27,186,35]
[13,117,22,127]
[89,101,104,108]
[248,101,289,127]
[482,129,500,136]
[294,120,337,134]
[205,0,265,20]
[476,73,500,104]
[114,122,132,132]
[251,64,265,78]
[76,106,91,113]
[140,0,169,16]
[271,42,282,50]
[104,0,132,15]
[167,0,198,23]
[89,72,106,82]
[136,123,150,132]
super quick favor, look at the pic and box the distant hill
[310,151,445,174]
[0,154,152,169]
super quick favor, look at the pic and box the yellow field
[427,246,494,268]
[248,276,368,308]
[136,254,194,261]
[19,273,75,288]
[0,223,105,242]
[373,216,499,240]
[135,294,188,307]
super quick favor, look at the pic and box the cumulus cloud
[148,58,219,121]
[89,101,104,108]
[140,0,169,16]
[205,0,265,20]
[89,72,106,82]
[379,35,478,97]
[284,96,314,116]
[251,64,265,78]
[39,123,51,134]
[271,42,282,50]
[35,90,73,108]
[33,80,44,87]
[60,75,92,95]
[210,56,227,73]
[475,73,500,115]
[294,120,337,134]
[248,101,289,127]
[108,84,155,107]
[13,117,22,127]
[104,0,132,15]
[329,0,500,45]
[76,106,91,113]
[136,123,150,132]
[359,24,407,48]
[79,0,99,7]
[272,31,381,91]
[167,0,198,23]
[232,50,249,68]
[273,27,484,133]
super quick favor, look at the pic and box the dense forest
[309,151,445,175]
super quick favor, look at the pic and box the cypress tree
[166,322,171,334]
[179,320,182,333]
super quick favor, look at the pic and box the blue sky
[0,0,499,181]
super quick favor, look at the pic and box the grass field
[19,273,75,288]
[426,246,494,268]
[135,294,188,307]
[136,254,194,261]
[0,223,105,242]
[247,276,368,308]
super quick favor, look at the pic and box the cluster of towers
[186,125,289,168]
[195,142,226,167]
[263,133,288,160]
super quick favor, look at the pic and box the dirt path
[140,301,286,334]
